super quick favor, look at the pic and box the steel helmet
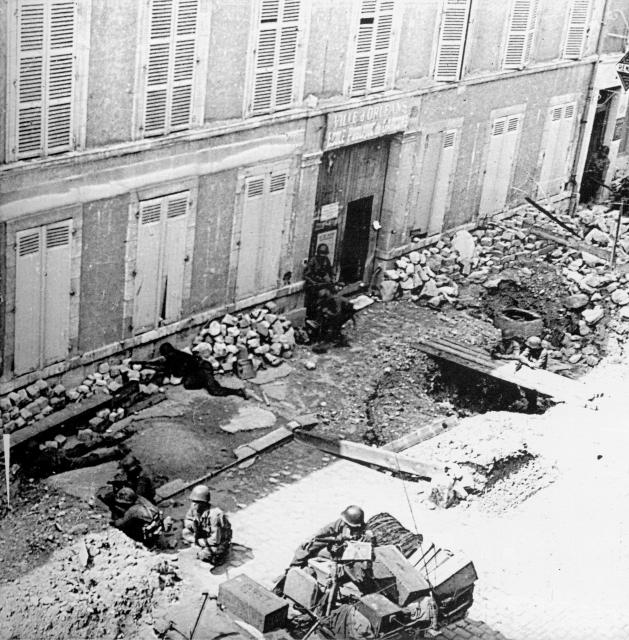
[525,336,542,349]
[341,505,365,528]
[120,454,141,472]
[190,485,211,503]
[116,487,137,506]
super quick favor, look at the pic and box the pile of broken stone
[380,202,629,368]
[189,303,297,373]
[0,305,296,437]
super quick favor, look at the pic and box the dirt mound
[0,529,181,640]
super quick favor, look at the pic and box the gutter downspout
[568,0,611,216]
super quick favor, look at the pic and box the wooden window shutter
[42,220,72,365]
[162,193,189,323]
[15,229,43,374]
[563,0,590,59]
[144,0,199,137]
[351,0,396,95]
[251,0,301,115]
[434,0,472,82]
[504,0,538,70]
[15,0,76,160]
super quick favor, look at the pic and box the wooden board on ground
[525,225,612,261]
[293,430,441,479]
[416,335,595,406]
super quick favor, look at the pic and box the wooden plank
[526,224,612,261]
[247,427,294,453]
[417,337,594,405]
[435,335,493,360]
[8,393,113,450]
[293,430,441,480]
[426,337,495,366]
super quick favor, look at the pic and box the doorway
[340,196,373,283]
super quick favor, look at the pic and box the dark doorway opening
[340,196,373,283]
[580,89,614,203]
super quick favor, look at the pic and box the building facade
[1,0,627,392]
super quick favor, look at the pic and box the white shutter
[414,133,442,232]
[42,220,72,365]
[538,106,562,193]
[134,198,163,331]
[428,131,457,234]
[563,0,590,59]
[237,177,266,298]
[162,193,189,323]
[351,0,396,95]
[15,229,43,374]
[504,0,538,69]
[480,115,521,214]
[251,0,301,115]
[434,0,472,82]
[46,1,75,153]
[144,0,198,136]
[14,220,72,373]
[260,172,287,290]
[14,0,76,159]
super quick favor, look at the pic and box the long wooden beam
[525,224,612,261]
[293,430,441,480]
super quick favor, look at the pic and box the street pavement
[177,360,629,640]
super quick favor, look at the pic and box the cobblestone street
[169,359,629,640]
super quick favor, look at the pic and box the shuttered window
[236,170,289,299]
[503,0,539,70]
[142,0,200,137]
[563,0,590,59]
[249,0,302,116]
[479,115,523,214]
[538,103,576,195]
[414,130,458,235]
[8,0,78,161]
[14,220,73,374]
[133,192,190,332]
[434,0,472,82]
[350,0,396,96]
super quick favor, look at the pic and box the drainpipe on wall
[567,0,611,216]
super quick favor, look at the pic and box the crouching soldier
[182,485,232,567]
[111,488,165,547]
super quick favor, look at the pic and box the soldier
[119,454,156,502]
[181,485,232,566]
[133,342,248,399]
[304,243,335,319]
[289,505,375,568]
[110,488,164,547]
[517,336,549,411]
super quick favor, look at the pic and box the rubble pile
[381,202,629,369]
[0,528,181,640]
[190,304,296,373]
[0,365,128,436]
[413,412,555,511]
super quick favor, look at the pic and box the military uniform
[182,505,231,564]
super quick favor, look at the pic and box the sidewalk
[179,388,629,640]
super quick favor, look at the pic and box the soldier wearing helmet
[119,454,155,502]
[517,335,549,412]
[182,485,232,566]
[289,505,375,569]
[110,487,164,546]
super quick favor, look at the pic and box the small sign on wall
[613,117,625,141]
[316,228,338,254]
[319,202,339,222]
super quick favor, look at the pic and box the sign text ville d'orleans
[324,100,411,150]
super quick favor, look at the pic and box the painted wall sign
[324,99,411,150]
[319,201,339,221]
[616,51,629,91]
[316,228,338,254]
